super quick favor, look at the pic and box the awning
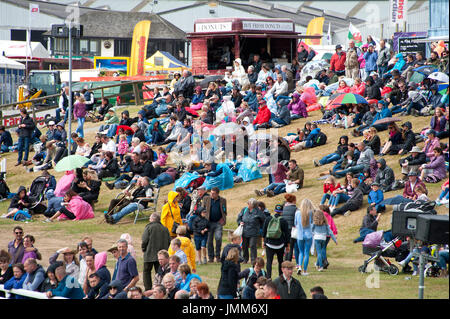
[410,36,449,43]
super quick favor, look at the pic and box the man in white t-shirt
[100,134,116,155]
[269,74,288,99]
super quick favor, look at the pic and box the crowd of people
[0,36,449,299]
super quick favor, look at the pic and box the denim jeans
[390,104,405,115]
[320,193,332,205]
[17,136,30,162]
[271,117,287,126]
[354,228,375,243]
[438,250,449,269]
[439,188,449,200]
[165,141,176,153]
[76,117,85,138]
[380,195,413,206]
[153,173,173,187]
[315,239,327,268]
[55,108,69,123]
[319,153,341,165]
[329,193,350,206]
[297,238,313,271]
[263,182,284,193]
[378,65,387,77]
[406,102,423,114]
[207,222,223,259]
[334,164,365,178]
[114,174,133,188]
[111,202,140,223]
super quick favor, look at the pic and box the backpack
[0,179,10,199]
[266,215,283,239]
[241,267,266,288]
[314,131,327,147]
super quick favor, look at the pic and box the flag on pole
[348,23,363,47]
[304,17,325,46]
[326,22,332,45]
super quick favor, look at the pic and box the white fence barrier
[0,284,67,299]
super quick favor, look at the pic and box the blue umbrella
[413,65,438,75]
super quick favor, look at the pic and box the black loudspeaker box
[392,210,424,237]
[416,215,449,244]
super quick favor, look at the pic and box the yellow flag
[304,17,325,46]
[129,20,151,76]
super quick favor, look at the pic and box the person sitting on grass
[367,182,385,213]
[43,190,94,223]
[330,178,364,217]
[314,135,349,167]
[1,186,30,219]
[435,178,449,206]
[319,176,341,208]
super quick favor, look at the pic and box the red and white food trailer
[187,17,320,76]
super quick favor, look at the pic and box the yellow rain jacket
[161,191,182,237]
[168,236,196,272]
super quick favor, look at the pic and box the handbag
[290,226,298,240]
[168,204,180,234]
[233,224,243,237]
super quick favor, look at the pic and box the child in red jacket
[320,176,341,206]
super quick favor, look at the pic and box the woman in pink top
[73,95,87,138]
[318,204,338,270]
[54,170,76,197]
[44,190,94,222]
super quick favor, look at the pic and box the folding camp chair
[134,187,160,224]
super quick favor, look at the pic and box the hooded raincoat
[161,191,182,237]
[58,195,94,221]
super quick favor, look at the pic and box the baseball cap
[408,171,419,177]
[335,44,342,50]
[47,121,55,126]
[274,204,283,213]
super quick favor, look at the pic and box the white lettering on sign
[242,21,293,32]
[195,22,232,33]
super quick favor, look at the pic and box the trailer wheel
[358,265,366,273]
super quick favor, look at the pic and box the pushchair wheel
[358,265,367,273]
[388,265,399,275]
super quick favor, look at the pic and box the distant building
[44,12,188,63]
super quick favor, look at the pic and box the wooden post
[267,37,271,55]
[234,34,240,61]
[101,88,104,101]
[380,24,384,40]
[403,21,407,32]
[31,103,37,125]
[132,83,141,106]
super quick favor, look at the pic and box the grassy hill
[0,105,448,299]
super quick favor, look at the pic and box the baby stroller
[27,176,49,214]
[358,230,405,275]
